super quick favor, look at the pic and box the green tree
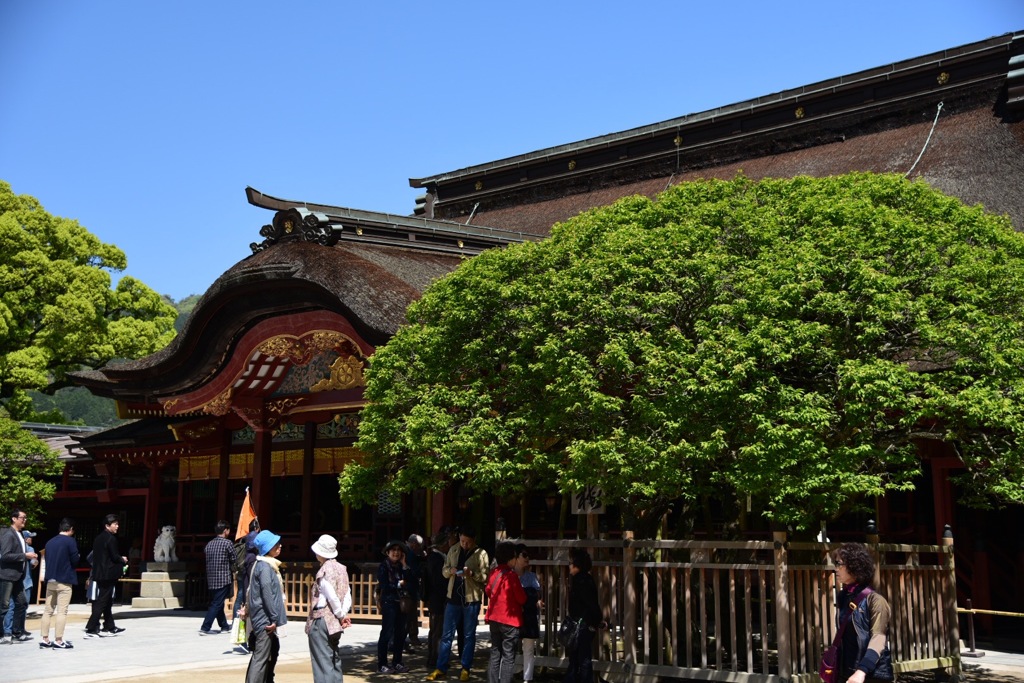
[341,173,1024,530]
[172,293,202,333]
[0,180,177,512]
[0,419,63,522]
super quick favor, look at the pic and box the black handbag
[558,617,584,650]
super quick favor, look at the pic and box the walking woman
[245,530,288,683]
[376,540,413,673]
[831,543,893,683]
[306,534,352,683]
[563,549,605,683]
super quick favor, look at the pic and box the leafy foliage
[0,417,63,522]
[0,180,178,418]
[343,173,1024,528]
[0,180,177,515]
[172,293,202,333]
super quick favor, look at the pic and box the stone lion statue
[153,525,178,562]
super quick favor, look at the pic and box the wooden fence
[254,532,960,683]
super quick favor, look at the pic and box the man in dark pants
[0,508,38,644]
[425,529,454,669]
[200,520,235,635]
[85,513,127,637]
[406,533,426,649]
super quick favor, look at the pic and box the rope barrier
[957,607,1024,618]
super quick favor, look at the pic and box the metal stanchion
[961,599,986,658]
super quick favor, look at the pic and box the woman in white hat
[306,534,352,683]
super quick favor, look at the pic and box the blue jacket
[44,534,80,585]
[839,587,893,681]
[247,559,287,632]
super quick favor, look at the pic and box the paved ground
[4,605,1022,682]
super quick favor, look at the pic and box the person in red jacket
[484,542,526,683]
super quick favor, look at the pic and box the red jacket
[484,566,526,627]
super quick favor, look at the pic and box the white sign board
[572,485,605,514]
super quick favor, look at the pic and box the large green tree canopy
[0,180,177,516]
[342,173,1024,528]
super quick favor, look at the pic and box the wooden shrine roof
[413,31,1024,233]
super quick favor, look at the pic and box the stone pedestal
[131,561,187,608]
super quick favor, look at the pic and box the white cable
[905,101,944,178]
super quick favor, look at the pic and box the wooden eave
[246,187,539,254]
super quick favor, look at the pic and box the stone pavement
[6,605,447,683]
[4,604,1023,682]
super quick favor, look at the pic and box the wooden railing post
[773,528,792,682]
[942,525,962,680]
[866,518,882,589]
[623,530,637,683]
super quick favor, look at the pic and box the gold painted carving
[257,331,356,365]
[170,422,218,441]
[937,71,950,85]
[795,107,805,119]
[201,388,234,416]
[311,355,366,392]
[267,397,304,415]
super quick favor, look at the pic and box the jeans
[436,601,481,673]
[41,581,73,641]
[487,622,519,683]
[378,599,408,667]
[1,578,29,636]
[201,583,233,632]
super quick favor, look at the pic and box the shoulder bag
[558,617,584,651]
[820,587,872,683]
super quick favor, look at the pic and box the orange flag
[236,487,257,540]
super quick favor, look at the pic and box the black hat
[382,539,409,555]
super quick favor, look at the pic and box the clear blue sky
[2,2,1019,301]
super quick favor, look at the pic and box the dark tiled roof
[70,240,466,396]
[466,107,1024,234]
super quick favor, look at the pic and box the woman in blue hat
[244,530,287,683]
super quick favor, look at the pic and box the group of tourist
[2,505,895,683]
[1,509,128,650]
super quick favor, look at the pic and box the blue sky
[1,2,1020,301]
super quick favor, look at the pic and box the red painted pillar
[217,431,231,522]
[142,463,162,563]
[252,427,273,530]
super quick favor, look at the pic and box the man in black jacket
[1,508,38,644]
[85,513,127,637]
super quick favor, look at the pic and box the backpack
[233,538,248,574]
